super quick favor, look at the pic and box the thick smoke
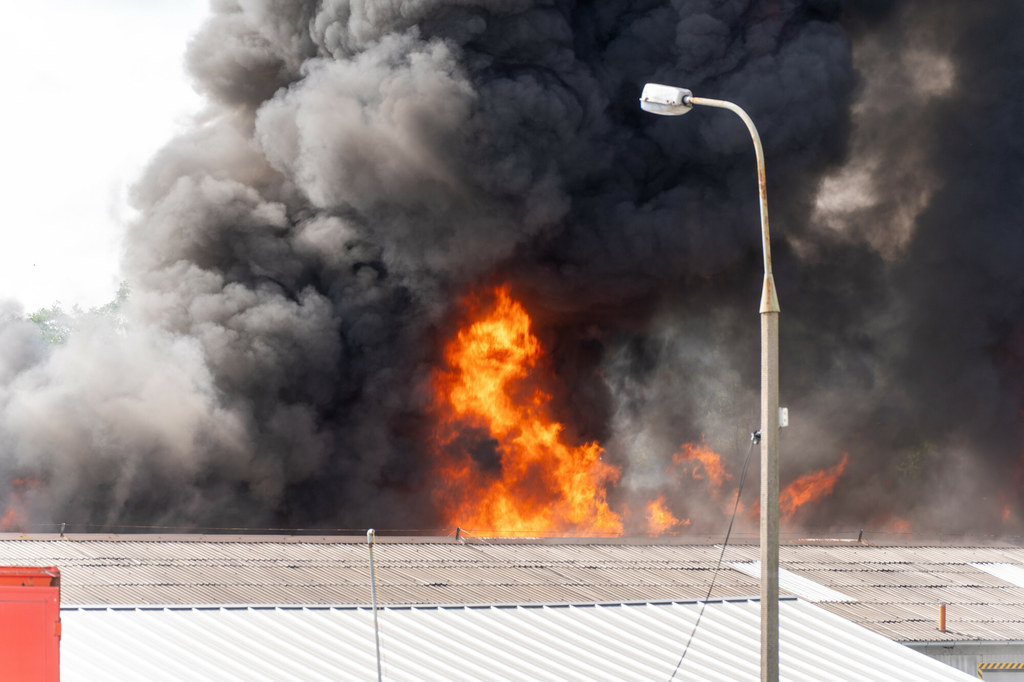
[0,0,1021,535]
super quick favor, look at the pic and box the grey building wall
[909,641,1024,678]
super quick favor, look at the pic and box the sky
[0,1,209,314]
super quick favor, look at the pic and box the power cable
[667,429,759,681]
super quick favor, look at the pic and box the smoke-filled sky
[0,0,1022,537]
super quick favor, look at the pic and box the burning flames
[780,452,849,520]
[0,478,37,532]
[672,439,732,497]
[646,496,689,535]
[0,506,23,530]
[431,285,865,537]
[432,286,623,536]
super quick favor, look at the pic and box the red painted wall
[0,567,60,682]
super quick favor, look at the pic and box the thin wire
[9,521,960,543]
[31,523,460,535]
[667,432,758,682]
[30,522,625,537]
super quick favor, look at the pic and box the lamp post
[640,83,781,682]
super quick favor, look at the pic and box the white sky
[0,1,209,313]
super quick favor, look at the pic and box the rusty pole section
[939,603,947,632]
[689,95,781,682]
[687,97,779,313]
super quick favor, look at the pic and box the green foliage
[27,282,131,344]
[28,305,73,345]
[92,282,130,317]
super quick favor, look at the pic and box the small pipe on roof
[939,603,946,632]
[367,529,383,682]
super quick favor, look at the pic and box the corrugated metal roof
[972,562,1024,588]
[60,599,974,682]
[729,561,856,602]
[1,534,1023,645]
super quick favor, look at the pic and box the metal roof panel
[59,600,975,682]
[1,535,1023,645]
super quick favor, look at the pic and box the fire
[999,490,1017,525]
[431,287,854,536]
[646,496,689,535]
[780,452,849,520]
[1,477,37,532]
[672,439,731,495]
[886,517,912,534]
[865,513,914,535]
[0,507,23,531]
[433,286,623,536]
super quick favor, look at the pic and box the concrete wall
[909,641,1024,678]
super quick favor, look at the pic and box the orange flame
[433,286,623,536]
[864,513,914,535]
[1,477,37,532]
[672,439,731,495]
[885,517,912,534]
[0,507,23,531]
[646,496,690,535]
[780,452,849,520]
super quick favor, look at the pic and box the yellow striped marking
[978,662,1024,678]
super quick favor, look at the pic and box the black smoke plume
[0,0,1021,536]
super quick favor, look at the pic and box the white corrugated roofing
[971,562,1024,588]
[60,598,973,682]
[729,561,856,602]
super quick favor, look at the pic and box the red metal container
[0,566,60,681]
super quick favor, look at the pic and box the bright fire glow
[646,496,689,535]
[886,517,912,534]
[433,286,623,536]
[0,477,35,531]
[780,452,849,520]
[431,286,857,536]
[672,440,731,495]
[0,507,22,530]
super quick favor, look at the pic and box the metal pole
[689,96,781,682]
[367,529,383,682]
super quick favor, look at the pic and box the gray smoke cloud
[0,0,1020,536]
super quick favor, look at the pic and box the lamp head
[640,83,693,115]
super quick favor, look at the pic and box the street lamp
[640,83,782,682]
